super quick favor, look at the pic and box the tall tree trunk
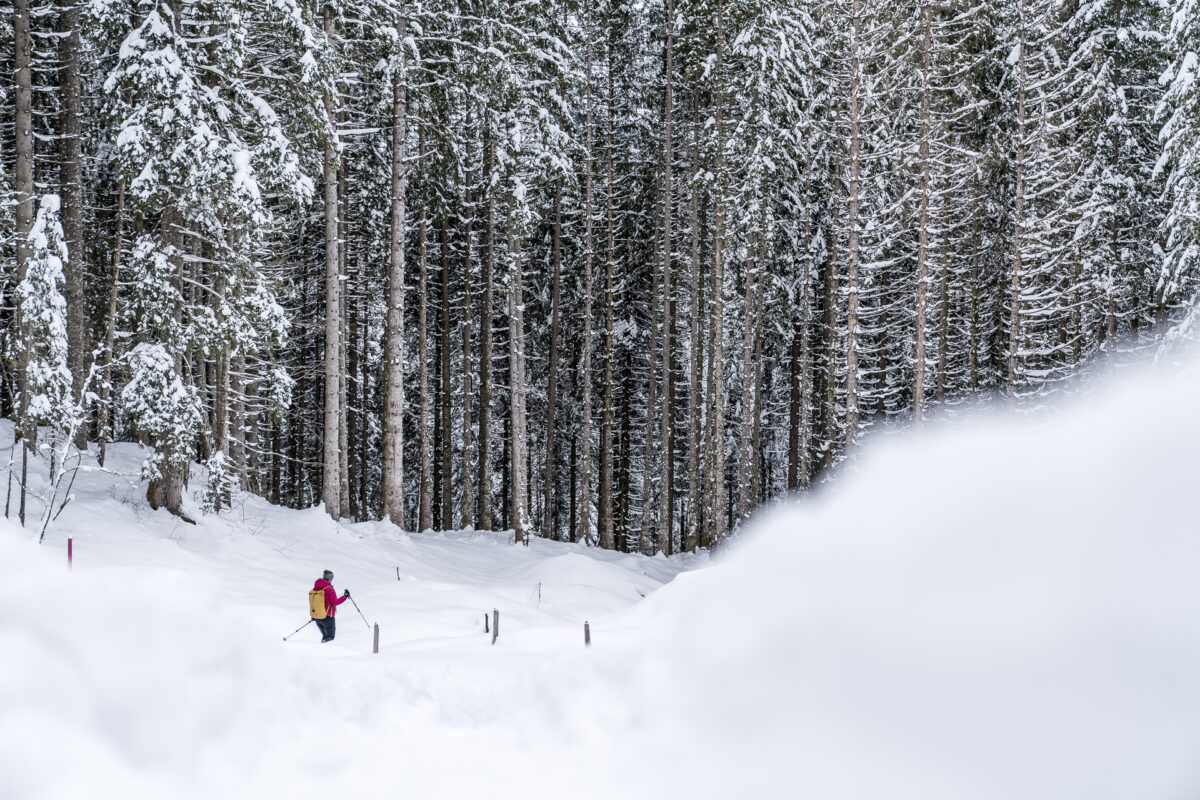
[458,164,477,532]
[460,124,478,529]
[845,0,864,446]
[478,133,496,531]
[433,313,442,524]
[569,406,578,542]
[1101,0,1125,351]
[440,219,453,531]
[598,44,617,551]
[290,263,310,506]
[543,182,563,540]
[737,238,759,522]
[271,422,282,505]
[417,133,433,533]
[99,182,125,468]
[787,317,803,491]
[707,0,728,547]
[798,188,813,488]
[338,136,351,517]
[935,190,951,401]
[508,198,529,544]
[59,0,86,448]
[617,357,633,551]
[968,179,983,390]
[818,207,840,474]
[1007,0,1028,398]
[639,177,661,556]
[214,351,230,509]
[685,85,703,554]
[501,411,510,531]
[346,228,360,521]
[322,12,344,521]
[13,0,38,527]
[913,0,933,422]
[788,179,814,491]
[14,0,34,454]
[578,0,596,546]
[461,312,477,527]
[231,357,248,487]
[359,287,370,517]
[658,1,676,555]
[751,287,765,505]
[382,67,407,526]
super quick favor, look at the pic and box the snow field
[5,351,1200,799]
[1,421,705,799]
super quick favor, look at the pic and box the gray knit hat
[322,570,334,581]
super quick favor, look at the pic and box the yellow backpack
[308,587,328,619]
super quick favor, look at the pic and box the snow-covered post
[491,609,499,645]
[373,623,379,654]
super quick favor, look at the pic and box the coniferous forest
[4,0,1199,550]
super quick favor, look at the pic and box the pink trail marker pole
[68,538,73,570]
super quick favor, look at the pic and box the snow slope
[4,351,1200,800]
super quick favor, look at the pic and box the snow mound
[618,351,1200,799]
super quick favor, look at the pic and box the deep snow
[4,351,1200,800]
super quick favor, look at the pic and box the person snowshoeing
[312,570,349,642]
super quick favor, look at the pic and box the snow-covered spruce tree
[823,0,905,446]
[13,195,74,443]
[1156,0,1200,325]
[676,0,735,547]
[90,0,318,517]
[1067,0,1168,353]
[1002,0,1083,397]
[724,0,811,522]
[373,4,409,528]
[885,0,995,418]
[494,0,572,545]
[120,342,203,516]
[13,195,102,540]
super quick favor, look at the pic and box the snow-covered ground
[4,351,1200,800]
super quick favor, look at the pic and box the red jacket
[312,578,347,617]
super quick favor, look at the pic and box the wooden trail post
[491,609,499,645]
[68,538,73,570]
[373,623,380,654]
[584,621,591,647]
[484,612,489,633]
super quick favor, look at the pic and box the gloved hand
[343,589,350,598]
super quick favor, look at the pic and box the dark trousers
[315,616,336,642]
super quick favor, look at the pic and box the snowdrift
[619,353,1200,799]
[3,352,1200,800]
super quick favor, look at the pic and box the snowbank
[618,351,1200,799]
[4,351,1200,799]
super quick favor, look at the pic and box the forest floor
[3,350,1200,800]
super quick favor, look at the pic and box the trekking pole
[283,619,314,641]
[347,594,371,629]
